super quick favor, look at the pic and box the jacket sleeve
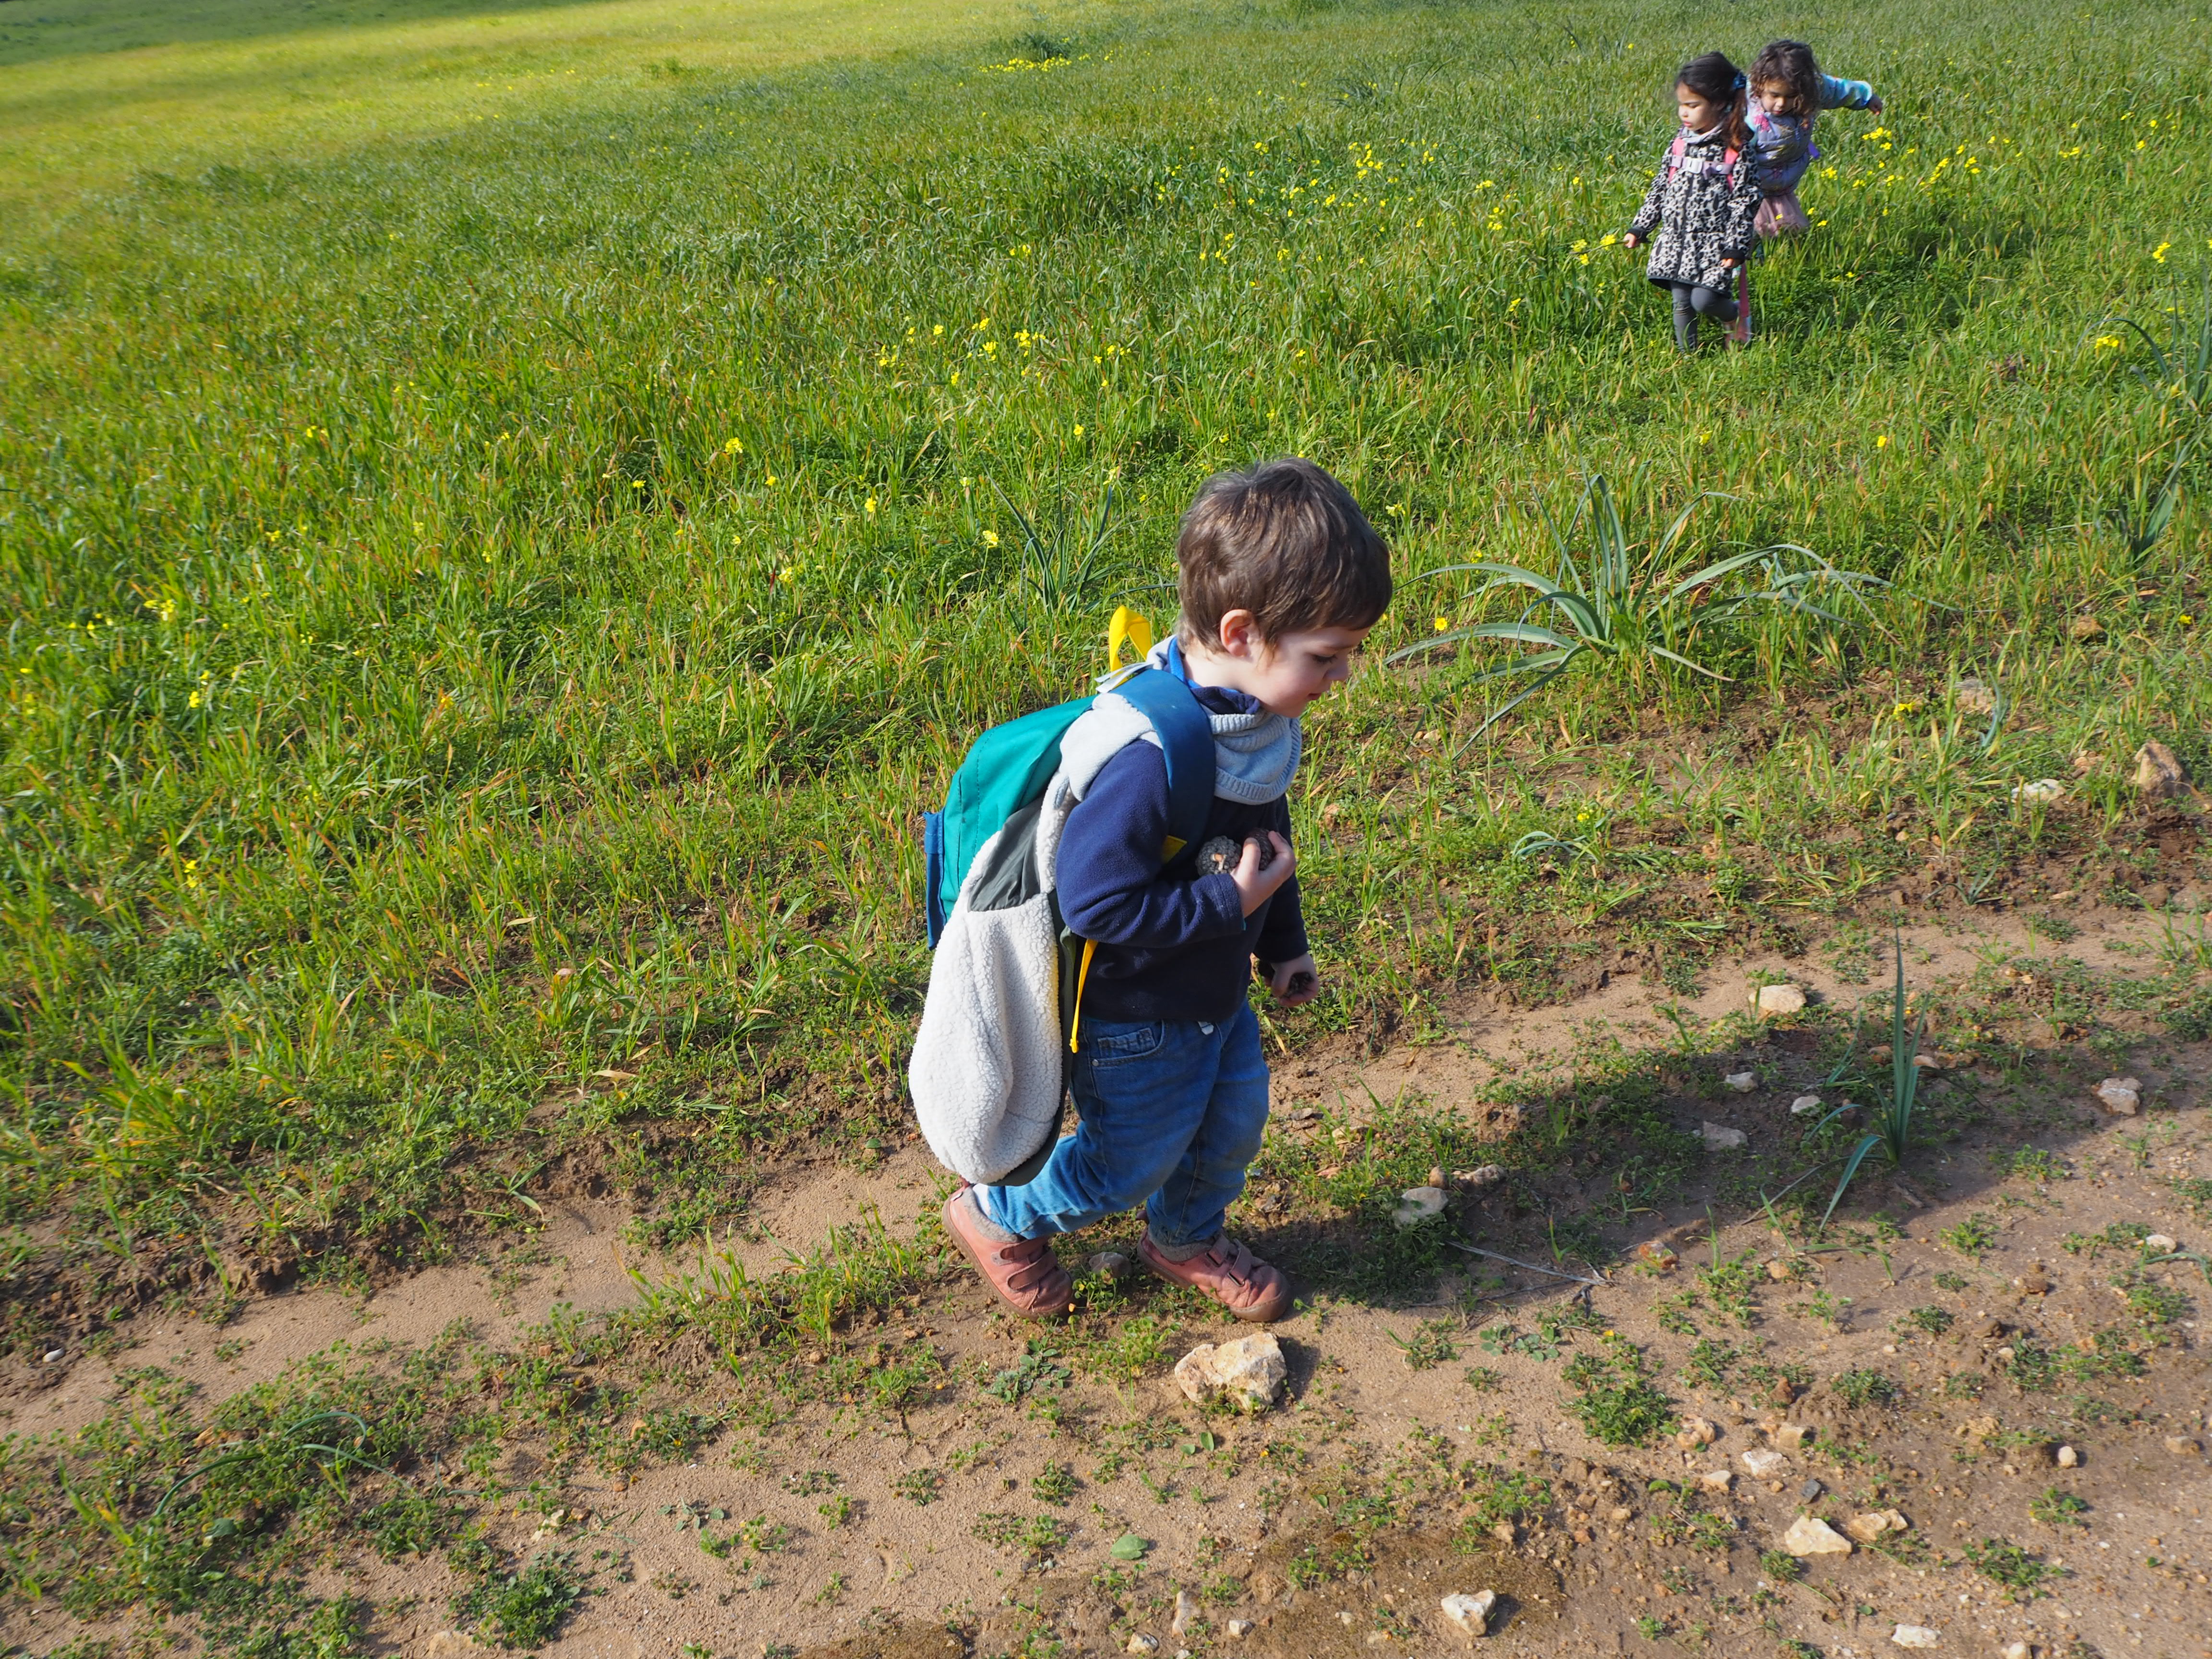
[1626,162,1668,238]
[1720,150,1764,263]
[1057,743,1247,950]
[1819,73,1877,110]
[1254,874,1309,964]
[1252,798,1309,963]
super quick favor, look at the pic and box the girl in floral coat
[1623,52,1765,351]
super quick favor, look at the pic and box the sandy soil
[2,907,2207,1659]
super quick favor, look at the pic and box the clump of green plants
[1934,1271,1972,1292]
[1462,1365,1503,1392]
[1759,1550,1806,1583]
[1031,1463,1078,1505]
[450,1548,588,1649]
[972,1513,1073,1560]
[1829,1369,1901,1410]
[1964,1536,2065,1600]
[893,1468,944,1505]
[1389,474,1880,737]
[1696,1254,1762,1327]
[2114,1272,2190,1328]
[1391,1317,1461,1370]
[1455,1466,1552,1537]
[2173,1176,2212,1219]
[1813,939,1930,1227]
[1678,1338,1740,1388]
[1892,1306,1952,1338]
[1563,1334,1676,1447]
[2029,1488,2090,1527]
[1940,1214,2000,1259]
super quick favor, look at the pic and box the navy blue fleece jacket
[1055,682,1309,1024]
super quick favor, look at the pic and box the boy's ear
[1216,608,1262,659]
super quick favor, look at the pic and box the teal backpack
[922,610,1214,1025]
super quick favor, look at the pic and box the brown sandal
[943,1187,1071,1318]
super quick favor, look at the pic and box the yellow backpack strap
[1069,938,1098,1053]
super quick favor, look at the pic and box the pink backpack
[1667,131,1742,183]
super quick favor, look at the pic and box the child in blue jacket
[1747,39,1883,237]
[941,458,1392,1322]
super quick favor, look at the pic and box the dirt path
[3,907,2208,1659]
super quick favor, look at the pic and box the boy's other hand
[1231,832,1295,916]
[1266,953,1321,1006]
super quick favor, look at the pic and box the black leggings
[1670,280,1739,350]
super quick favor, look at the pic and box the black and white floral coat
[1626,123,1764,289]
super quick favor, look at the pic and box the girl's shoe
[943,1186,1071,1317]
[1139,1232,1293,1322]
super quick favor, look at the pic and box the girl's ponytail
[1677,50,1752,150]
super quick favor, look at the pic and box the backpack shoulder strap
[1668,132,1687,169]
[1105,665,1214,861]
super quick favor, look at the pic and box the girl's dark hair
[1675,50,1751,151]
[1751,39,1823,118]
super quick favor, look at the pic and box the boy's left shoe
[1139,1232,1294,1322]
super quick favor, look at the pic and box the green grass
[2,0,2211,1340]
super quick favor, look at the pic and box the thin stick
[1450,1240,1607,1287]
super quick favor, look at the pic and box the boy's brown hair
[1174,457,1392,648]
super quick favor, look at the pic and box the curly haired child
[1623,51,1763,352]
[1747,39,1883,237]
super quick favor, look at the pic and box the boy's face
[1231,620,1372,718]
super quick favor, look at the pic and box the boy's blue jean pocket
[980,1003,1269,1248]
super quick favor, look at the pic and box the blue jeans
[979,1004,1270,1249]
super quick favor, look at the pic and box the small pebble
[1800,1478,1824,1502]
[41,1348,63,1364]
[1723,1070,1757,1093]
[2056,1444,2078,1468]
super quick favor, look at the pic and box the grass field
[3,1,2212,1650]
[2,0,2210,1365]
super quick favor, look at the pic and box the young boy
[942,457,1392,1321]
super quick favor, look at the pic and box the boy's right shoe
[1139,1232,1294,1323]
[943,1186,1071,1318]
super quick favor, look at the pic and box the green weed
[1563,1334,1676,1447]
[1964,1537,2065,1601]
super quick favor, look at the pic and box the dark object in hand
[1255,958,1316,998]
[1198,833,1275,875]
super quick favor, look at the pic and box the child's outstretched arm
[1819,72,1881,114]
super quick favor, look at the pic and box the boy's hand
[1265,953,1321,1007]
[1230,832,1295,916]
[1867,96,1884,115]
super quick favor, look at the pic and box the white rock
[2012,779,2065,803]
[1774,1423,1816,1451]
[1891,1624,1942,1648]
[1170,1590,1200,1635]
[1674,1416,1718,1448]
[1457,1164,1507,1190]
[2143,1233,2177,1254]
[1781,1515,1854,1556]
[1755,984,1807,1015]
[1743,1448,1788,1478]
[1696,1468,1735,1493]
[1226,1620,1255,1639]
[1127,1637,1159,1656]
[1791,1094,1825,1116]
[1088,1250,1132,1280]
[1393,1185,1448,1228]
[1845,1508,1911,1544]
[2002,1644,2031,1659]
[1701,1121,1749,1150]
[40,1348,63,1364]
[1723,1070,1757,1093]
[1440,1590,1497,1636]
[1173,1332,1287,1413]
[2056,1444,2078,1468]
[2093,1077,2141,1115]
